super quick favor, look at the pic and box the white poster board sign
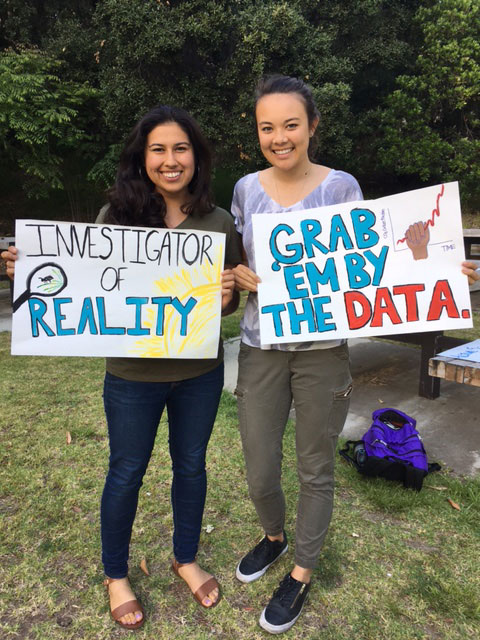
[253,182,472,345]
[11,220,225,358]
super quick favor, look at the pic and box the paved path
[0,288,12,331]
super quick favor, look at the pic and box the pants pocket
[234,386,248,439]
[327,381,353,437]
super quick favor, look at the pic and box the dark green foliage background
[0,0,478,228]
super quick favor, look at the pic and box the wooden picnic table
[463,228,480,259]
[429,344,480,387]
[382,332,474,399]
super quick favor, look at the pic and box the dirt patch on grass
[2,610,50,640]
[0,497,19,515]
[354,365,400,386]
[228,591,256,612]
[404,539,440,553]
[422,623,449,639]
[361,510,405,526]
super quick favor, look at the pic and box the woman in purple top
[230,74,480,635]
[231,75,362,634]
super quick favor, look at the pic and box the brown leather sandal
[104,578,145,630]
[171,559,221,609]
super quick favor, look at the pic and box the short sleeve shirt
[231,170,363,351]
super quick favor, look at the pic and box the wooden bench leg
[419,332,441,399]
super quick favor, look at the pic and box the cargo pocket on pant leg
[327,381,353,437]
[235,342,252,439]
[234,386,248,439]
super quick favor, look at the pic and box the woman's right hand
[233,263,261,293]
[1,246,18,280]
[462,260,480,286]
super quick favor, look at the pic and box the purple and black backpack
[340,408,440,491]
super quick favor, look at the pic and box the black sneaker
[259,573,311,634]
[236,533,288,583]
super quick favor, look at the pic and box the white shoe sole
[235,544,288,583]
[258,593,308,634]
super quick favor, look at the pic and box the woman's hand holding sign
[462,261,480,286]
[233,263,261,293]
[1,245,17,279]
[221,268,239,315]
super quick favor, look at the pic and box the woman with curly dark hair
[103,104,217,229]
[3,104,242,630]
[93,104,242,629]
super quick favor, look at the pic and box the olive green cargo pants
[235,341,352,569]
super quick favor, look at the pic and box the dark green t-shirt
[96,206,242,382]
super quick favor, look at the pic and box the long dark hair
[254,75,320,156]
[105,105,214,227]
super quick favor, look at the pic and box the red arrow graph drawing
[397,184,445,245]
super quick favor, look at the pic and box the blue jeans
[101,363,224,578]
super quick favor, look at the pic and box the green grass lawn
[1,331,479,639]
[221,291,247,341]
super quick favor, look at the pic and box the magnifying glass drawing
[13,263,68,313]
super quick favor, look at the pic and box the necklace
[272,165,312,208]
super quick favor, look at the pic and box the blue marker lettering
[171,297,197,336]
[300,219,328,258]
[312,296,336,332]
[261,304,285,337]
[152,296,172,336]
[305,259,339,293]
[364,246,389,286]
[28,298,54,337]
[351,208,378,249]
[329,214,354,251]
[283,265,308,299]
[126,297,150,336]
[269,224,303,271]
[77,297,98,335]
[53,298,75,336]
[286,299,316,335]
[96,298,126,335]
[344,253,371,289]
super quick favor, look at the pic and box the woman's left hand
[1,245,18,280]
[462,261,480,286]
[221,269,236,311]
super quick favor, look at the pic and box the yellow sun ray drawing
[128,246,223,358]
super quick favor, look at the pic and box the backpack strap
[339,440,362,470]
[404,464,425,491]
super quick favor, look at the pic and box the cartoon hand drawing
[405,221,430,260]
[396,184,444,255]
